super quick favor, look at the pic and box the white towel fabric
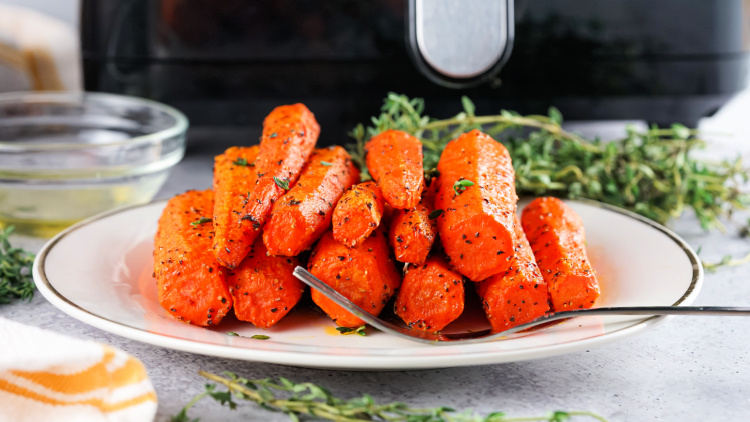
[0,3,81,92]
[0,317,157,422]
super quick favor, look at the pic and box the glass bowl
[0,91,188,237]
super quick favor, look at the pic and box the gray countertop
[3,126,750,422]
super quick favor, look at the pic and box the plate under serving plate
[33,199,702,370]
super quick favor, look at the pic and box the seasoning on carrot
[521,196,600,311]
[212,145,261,269]
[215,103,320,268]
[394,254,465,332]
[365,129,425,209]
[308,229,401,328]
[227,237,306,329]
[476,215,550,333]
[434,129,517,281]
[154,189,233,327]
[263,146,360,256]
[389,182,437,265]
[332,181,385,248]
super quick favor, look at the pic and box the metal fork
[293,267,750,345]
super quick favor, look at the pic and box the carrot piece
[365,129,425,209]
[332,181,385,248]
[154,189,232,327]
[308,229,401,328]
[476,215,551,333]
[434,129,517,281]
[227,237,306,329]
[212,146,261,268]
[389,183,437,265]
[215,104,320,268]
[521,197,600,311]
[263,146,360,256]
[394,254,465,332]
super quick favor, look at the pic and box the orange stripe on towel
[9,347,148,395]
[0,377,156,412]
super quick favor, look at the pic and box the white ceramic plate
[33,199,702,370]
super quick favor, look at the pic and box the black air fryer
[81,0,749,138]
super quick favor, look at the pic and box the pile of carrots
[153,103,601,334]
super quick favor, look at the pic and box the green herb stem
[174,371,607,422]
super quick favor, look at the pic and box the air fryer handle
[408,0,514,88]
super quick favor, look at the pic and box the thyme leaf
[232,157,249,167]
[0,226,36,305]
[428,209,444,220]
[174,371,608,422]
[274,177,291,191]
[453,179,475,195]
[336,325,367,336]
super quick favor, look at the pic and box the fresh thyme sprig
[347,93,750,269]
[172,371,607,422]
[0,226,36,304]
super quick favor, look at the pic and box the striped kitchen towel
[0,317,157,422]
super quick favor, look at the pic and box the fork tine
[293,266,447,343]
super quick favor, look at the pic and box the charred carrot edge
[434,129,517,281]
[263,146,360,256]
[217,104,320,268]
[365,129,425,209]
[227,237,305,329]
[389,183,437,265]
[394,254,465,332]
[308,229,401,328]
[332,181,385,248]
[154,189,233,326]
[521,197,600,311]
[476,215,550,333]
[212,146,261,268]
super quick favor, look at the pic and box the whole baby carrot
[521,197,600,310]
[227,237,306,329]
[394,253,465,332]
[365,129,424,209]
[332,181,385,248]
[434,129,517,281]
[154,189,233,326]
[308,229,401,328]
[476,215,550,333]
[263,146,360,256]
[215,104,320,268]
[389,183,437,265]
[212,145,261,268]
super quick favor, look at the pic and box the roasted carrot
[308,229,401,328]
[365,129,424,209]
[476,215,550,333]
[263,146,360,256]
[389,182,437,265]
[215,103,320,268]
[434,129,517,281]
[227,236,306,328]
[521,197,600,310]
[394,254,465,332]
[154,189,232,326]
[212,146,261,268]
[332,181,385,248]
